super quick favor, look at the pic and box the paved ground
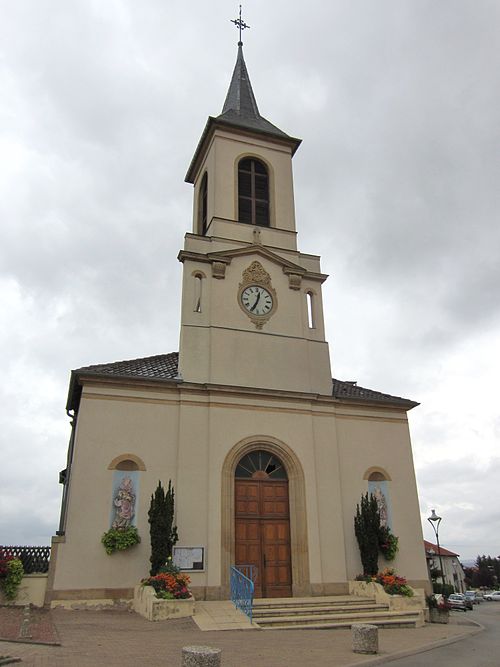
[0,608,480,667]
[380,603,500,667]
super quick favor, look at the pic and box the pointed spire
[216,44,291,140]
[221,44,260,119]
[185,44,301,184]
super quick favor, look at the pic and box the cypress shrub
[354,492,380,576]
[148,480,179,576]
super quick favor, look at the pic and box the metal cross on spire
[231,5,250,46]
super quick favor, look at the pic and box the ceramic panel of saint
[110,471,139,528]
[369,480,392,529]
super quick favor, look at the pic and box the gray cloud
[1,1,499,561]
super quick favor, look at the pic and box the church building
[47,41,429,604]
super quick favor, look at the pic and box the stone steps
[251,595,422,630]
[253,595,373,608]
[254,603,386,617]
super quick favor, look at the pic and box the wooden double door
[235,478,292,598]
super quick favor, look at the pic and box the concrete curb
[346,619,484,667]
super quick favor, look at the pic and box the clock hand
[250,291,261,312]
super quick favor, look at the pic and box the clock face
[240,285,274,316]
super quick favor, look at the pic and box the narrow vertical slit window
[194,274,202,313]
[306,292,314,329]
[198,172,208,235]
[238,158,269,226]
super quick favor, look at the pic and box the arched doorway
[235,450,292,598]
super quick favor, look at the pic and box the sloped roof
[332,379,418,409]
[75,352,179,380]
[424,540,460,558]
[67,352,417,412]
[217,44,291,140]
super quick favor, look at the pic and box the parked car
[465,591,482,605]
[458,593,473,610]
[447,594,468,611]
[483,591,500,601]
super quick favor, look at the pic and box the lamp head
[428,509,441,523]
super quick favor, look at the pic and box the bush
[0,551,24,601]
[379,526,399,561]
[354,493,380,575]
[148,480,178,576]
[143,571,191,600]
[356,568,414,597]
[376,568,413,597]
[101,526,140,555]
[432,582,455,597]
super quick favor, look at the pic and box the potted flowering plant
[356,568,414,597]
[142,569,191,600]
[375,568,414,597]
[135,558,194,621]
[427,594,450,623]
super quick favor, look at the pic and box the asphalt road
[386,602,500,666]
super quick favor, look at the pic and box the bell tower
[178,42,333,395]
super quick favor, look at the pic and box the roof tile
[74,353,416,408]
[332,379,418,408]
[76,352,179,380]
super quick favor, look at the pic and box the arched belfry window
[235,450,287,480]
[198,172,208,235]
[238,158,270,227]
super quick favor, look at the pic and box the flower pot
[429,607,449,624]
[133,585,195,621]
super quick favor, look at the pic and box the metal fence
[230,565,255,623]
[1,546,51,574]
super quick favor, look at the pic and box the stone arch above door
[221,435,310,598]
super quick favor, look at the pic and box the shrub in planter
[427,594,450,623]
[101,526,140,555]
[356,568,414,597]
[376,568,414,597]
[143,571,191,600]
[0,551,24,601]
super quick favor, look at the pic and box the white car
[483,591,500,601]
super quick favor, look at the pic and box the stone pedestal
[182,646,221,667]
[352,623,378,655]
[429,607,450,624]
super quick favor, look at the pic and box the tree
[148,480,179,576]
[473,555,499,588]
[354,493,380,576]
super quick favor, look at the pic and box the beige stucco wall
[50,380,428,600]
[0,574,47,607]
[336,407,429,586]
[178,250,332,394]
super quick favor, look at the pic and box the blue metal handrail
[230,565,255,623]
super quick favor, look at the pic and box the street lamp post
[428,509,447,595]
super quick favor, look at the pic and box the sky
[1,1,499,563]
